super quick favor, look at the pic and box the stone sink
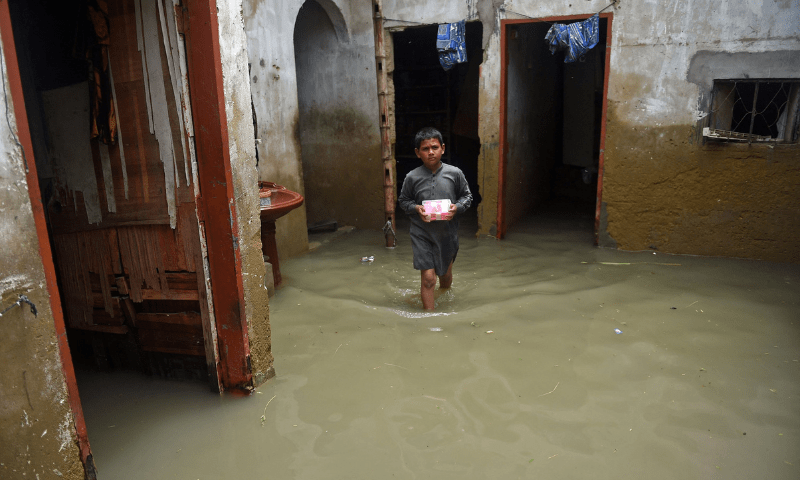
[258,182,305,222]
[259,181,304,287]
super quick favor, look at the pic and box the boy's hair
[414,127,444,150]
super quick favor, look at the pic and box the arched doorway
[293,0,384,231]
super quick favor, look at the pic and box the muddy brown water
[77,210,800,479]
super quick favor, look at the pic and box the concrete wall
[0,43,84,480]
[244,0,383,258]
[382,0,800,261]
[217,0,275,385]
[294,0,384,229]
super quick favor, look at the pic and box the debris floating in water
[429,327,442,332]
[361,256,374,263]
[486,330,494,334]
[614,328,623,334]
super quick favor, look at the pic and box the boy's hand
[442,204,457,221]
[416,205,431,223]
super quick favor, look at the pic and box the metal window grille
[705,80,800,144]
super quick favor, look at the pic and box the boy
[398,127,472,310]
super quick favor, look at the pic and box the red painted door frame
[0,0,254,473]
[497,13,613,242]
[0,0,96,476]
[183,0,253,392]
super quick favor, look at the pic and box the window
[704,80,800,143]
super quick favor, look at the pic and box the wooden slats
[137,312,204,356]
[54,225,201,329]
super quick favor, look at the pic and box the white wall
[244,0,384,257]
[503,0,800,125]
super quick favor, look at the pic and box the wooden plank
[165,271,197,290]
[139,344,205,356]
[72,324,130,334]
[136,311,201,326]
[92,306,126,327]
[141,289,198,301]
[137,319,205,356]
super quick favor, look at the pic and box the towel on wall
[437,20,467,71]
[544,14,600,63]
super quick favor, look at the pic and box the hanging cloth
[437,20,467,71]
[544,14,600,63]
[86,0,117,144]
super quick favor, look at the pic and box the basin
[259,181,304,287]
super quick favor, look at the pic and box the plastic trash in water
[361,256,374,263]
[429,327,442,332]
[614,328,623,334]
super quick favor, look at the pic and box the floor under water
[77,207,800,479]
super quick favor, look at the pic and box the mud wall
[294,0,383,229]
[598,0,800,261]
[0,47,84,479]
[217,0,274,384]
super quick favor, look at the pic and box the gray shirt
[398,162,472,275]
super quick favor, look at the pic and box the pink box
[423,199,451,220]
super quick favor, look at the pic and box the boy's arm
[399,175,432,222]
[398,175,417,215]
[454,171,472,214]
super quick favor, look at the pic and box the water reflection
[77,211,800,480]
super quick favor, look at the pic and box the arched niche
[293,0,384,230]
[298,0,350,44]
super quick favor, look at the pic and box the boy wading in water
[398,127,473,310]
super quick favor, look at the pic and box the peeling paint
[142,0,178,227]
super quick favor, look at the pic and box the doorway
[293,0,385,231]
[498,14,611,240]
[391,22,484,218]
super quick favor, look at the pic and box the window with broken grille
[705,80,800,144]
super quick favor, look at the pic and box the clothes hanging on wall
[86,0,117,144]
[437,20,467,71]
[544,14,600,63]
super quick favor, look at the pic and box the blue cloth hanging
[437,20,467,71]
[544,14,600,63]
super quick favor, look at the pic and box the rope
[0,295,38,318]
[501,0,618,23]
[382,220,397,248]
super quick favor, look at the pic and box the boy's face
[415,138,445,172]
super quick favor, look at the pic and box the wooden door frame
[183,0,254,392]
[497,12,612,242]
[0,0,256,471]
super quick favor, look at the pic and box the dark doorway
[7,0,216,384]
[392,22,484,214]
[499,16,609,238]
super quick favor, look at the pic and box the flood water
[77,207,800,479]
